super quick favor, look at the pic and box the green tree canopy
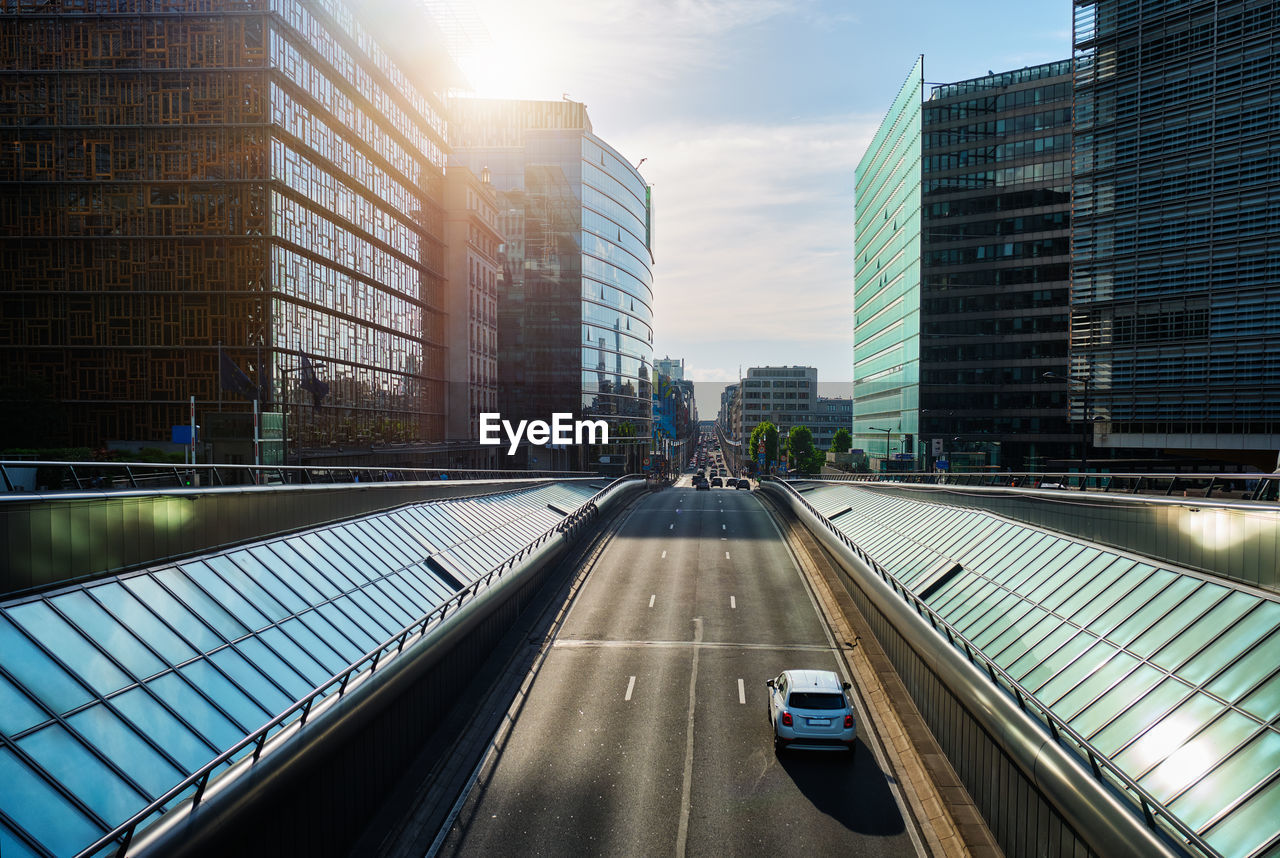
[786,425,825,473]
[747,421,780,469]
[831,428,852,454]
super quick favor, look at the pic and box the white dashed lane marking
[625,675,636,701]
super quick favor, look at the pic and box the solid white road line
[625,675,636,701]
[649,594,655,608]
[676,618,703,857]
[738,678,746,705]
[730,596,736,609]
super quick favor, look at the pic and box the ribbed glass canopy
[796,481,1280,858]
[0,481,598,857]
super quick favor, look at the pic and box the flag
[220,350,258,400]
[300,354,330,407]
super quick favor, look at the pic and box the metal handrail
[809,470,1279,501]
[0,461,597,494]
[769,477,1220,858]
[74,475,641,858]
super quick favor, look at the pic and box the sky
[452,0,1072,387]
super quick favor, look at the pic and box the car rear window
[788,692,845,710]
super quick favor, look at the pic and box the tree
[787,425,824,474]
[747,421,780,471]
[831,428,852,454]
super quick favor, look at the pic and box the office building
[0,0,456,454]
[738,366,818,444]
[854,58,924,467]
[1072,0,1280,463]
[810,397,852,451]
[857,58,1082,471]
[450,98,654,470]
[655,356,685,382]
[443,164,500,443]
[920,61,1076,471]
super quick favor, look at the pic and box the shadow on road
[777,738,907,837]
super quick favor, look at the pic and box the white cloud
[457,0,869,381]
[462,0,803,99]
[616,114,877,345]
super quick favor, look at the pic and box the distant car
[695,479,710,491]
[766,669,856,755]
[736,479,751,490]
[711,477,723,487]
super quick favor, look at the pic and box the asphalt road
[435,483,916,858]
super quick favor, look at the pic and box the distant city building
[738,366,818,446]
[443,164,501,446]
[655,356,685,381]
[1072,0,1280,464]
[450,98,654,470]
[810,397,852,451]
[0,0,455,454]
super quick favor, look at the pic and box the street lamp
[868,426,893,462]
[1043,371,1092,472]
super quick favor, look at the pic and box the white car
[766,669,856,755]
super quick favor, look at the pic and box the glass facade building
[921,61,1076,471]
[450,99,654,469]
[0,0,452,453]
[853,58,924,467]
[1072,0,1280,459]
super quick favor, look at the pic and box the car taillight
[844,714,854,729]
[781,711,792,727]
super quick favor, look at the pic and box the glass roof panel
[1168,728,1280,831]
[0,746,103,857]
[8,601,131,699]
[0,673,46,737]
[1238,673,1280,723]
[1103,573,1193,646]
[1200,770,1280,858]
[1058,657,1152,726]
[1141,709,1263,803]
[1086,676,1191,753]
[1152,590,1257,673]
[0,614,93,715]
[18,722,149,824]
[50,591,167,682]
[65,704,185,798]
[1112,690,1223,776]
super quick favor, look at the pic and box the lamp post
[869,426,893,465]
[1043,371,1091,472]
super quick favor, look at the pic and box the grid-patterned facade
[921,61,1075,471]
[738,366,818,444]
[0,0,449,451]
[1072,0,1280,455]
[450,99,654,469]
[853,57,924,464]
[443,165,499,442]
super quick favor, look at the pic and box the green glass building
[853,57,924,468]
